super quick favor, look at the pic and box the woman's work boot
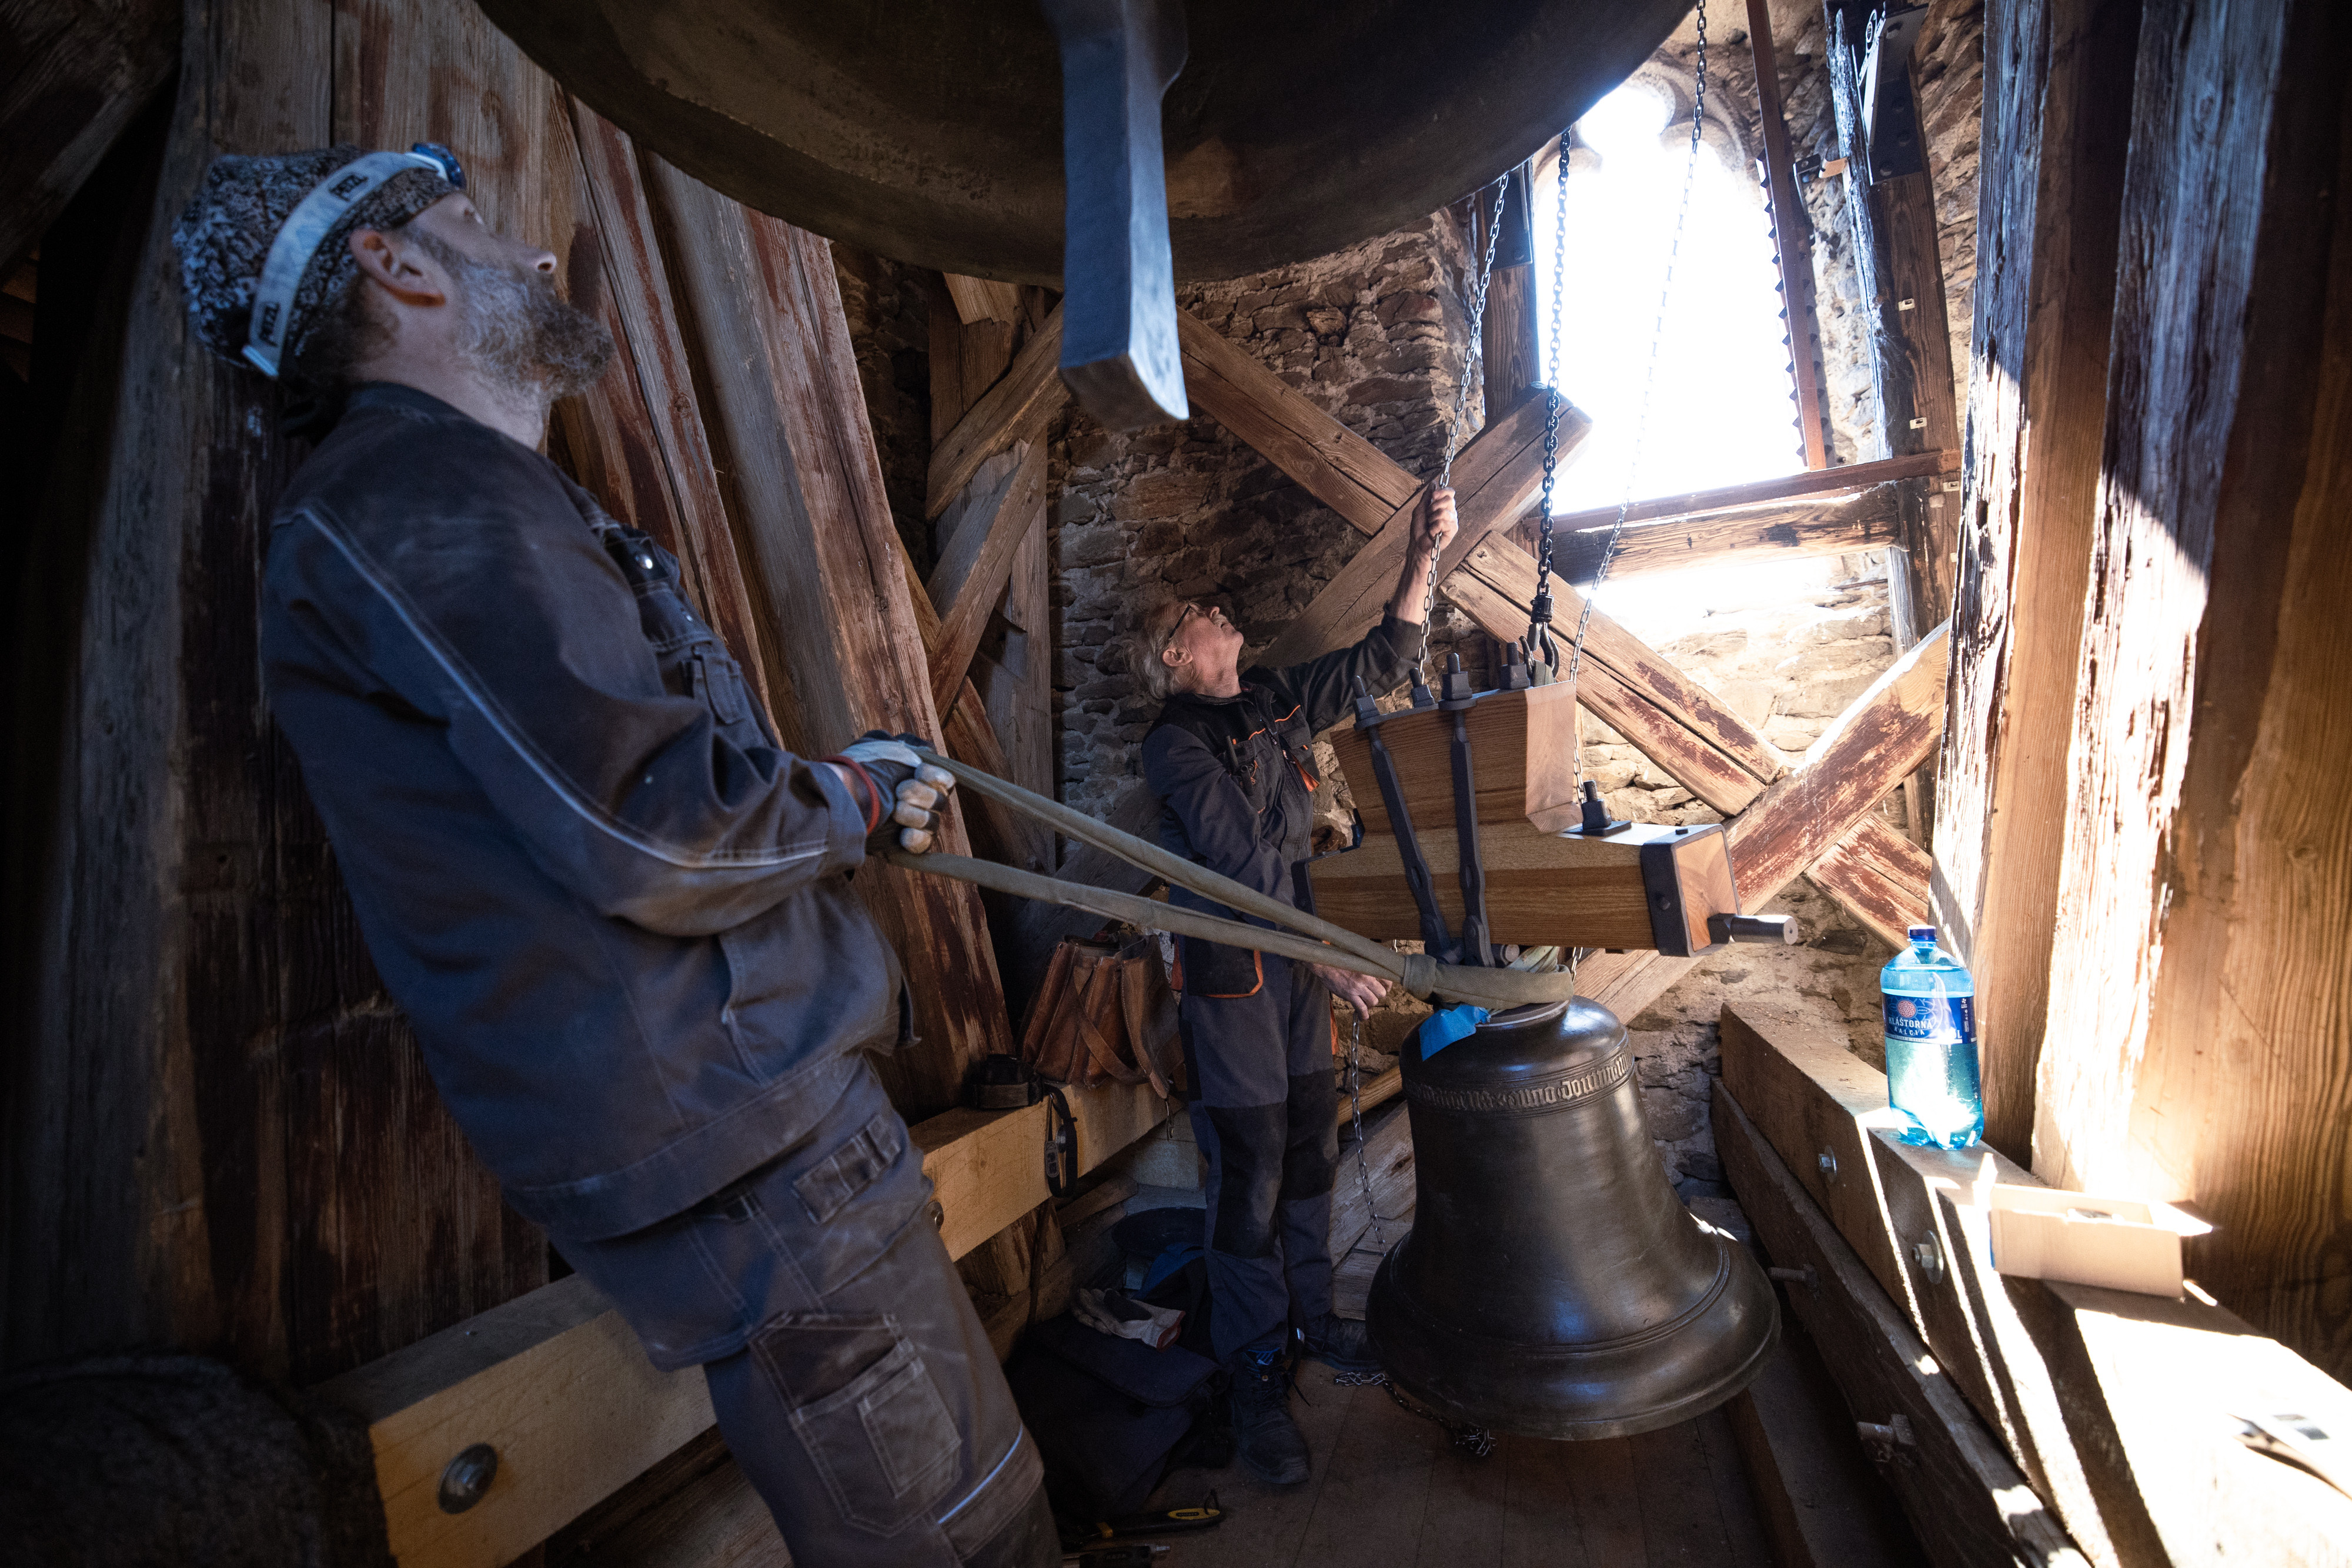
[1228,1345,1309,1485]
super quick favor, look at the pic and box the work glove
[826,732,957,854]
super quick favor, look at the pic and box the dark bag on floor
[1004,1313,1227,1519]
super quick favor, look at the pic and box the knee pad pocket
[753,1312,961,1535]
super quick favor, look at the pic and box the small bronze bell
[1367,996,1778,1439]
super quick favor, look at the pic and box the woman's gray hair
[1124,594,1184,703]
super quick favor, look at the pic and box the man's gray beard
[413,230,615,404]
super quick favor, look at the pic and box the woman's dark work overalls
[1140,621,1412,1364]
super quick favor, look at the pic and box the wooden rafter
[1548,482,1902,584]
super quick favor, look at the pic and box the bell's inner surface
[475,0,1693,282]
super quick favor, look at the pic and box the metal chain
[1524,124,1576,671]
[1331,1369,1497,1459]
[1562,0,1708,780]
[1342,1011,1385,1249]
[1416,176,1517,686]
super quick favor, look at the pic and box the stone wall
[1046,212,1499,823]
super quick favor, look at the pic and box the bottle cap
[1907,924,1936,941]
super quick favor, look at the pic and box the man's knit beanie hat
[171,144,456,373]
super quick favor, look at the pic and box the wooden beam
[2035,0,2352,1380]
[0,0,178,278]
[912,1079,1169,1261]
[555,104,776,724]
[1549,483,1902,584]
[1565,625,1950,1026]
[941,272,1023,325]
[1254,388,1578,670]
[1713,1081,2092,1568]
[1535,450,1961,537]
[1746,0,1832,470]
[925,307,1067,517]
[1449,535,1790,788]
[1930,0,2140,1158]
[1805,814,1930,952]
[1174,305,1420,534]
[1724,1326,1920,1568]
[1718,999,2352,1567]
[314,1078,1169,1568]
[647,164,1011,1115]
[927,439,1047,717]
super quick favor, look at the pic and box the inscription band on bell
[1406,1044,1632,1115]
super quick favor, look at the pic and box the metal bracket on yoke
[1566,779,1633,837]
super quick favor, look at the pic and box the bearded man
[171,145,1055,1568]
[1134,484,1456,1485]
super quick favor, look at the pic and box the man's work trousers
[1178,950,1341,1363]
[559,1061,1057,1568]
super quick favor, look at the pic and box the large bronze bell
[1368,995,1778,1439]
[473,0,1692,285]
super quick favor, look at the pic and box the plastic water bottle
[1881,924,1982,1149]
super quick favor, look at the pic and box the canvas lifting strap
[888,750,1579,1012]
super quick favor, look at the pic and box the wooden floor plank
[1147,1376,1359,1567]
[1632,1419,1740,1566]
[1692,1408,1778,1567]
[1289,1379,1444,1568]
[1412,1427,1510,1568]
[1555,1435,1646,1566]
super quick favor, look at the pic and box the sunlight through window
[1529,81,1846,640]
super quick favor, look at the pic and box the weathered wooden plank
[15,0,574,1386]
[913,1079,1170,1262]
[1451,534,1790,787]
[941,272,1023,325]
[2035,0,2352,1381]
[0,0,178,278]
[647,166,1011,1115]
[1715,1080,2090,1568]
[1747,0,1831,470]
[925,306,1067,517]
[1805,814,1930,952]
[1549,483,1900,585]
[927,439,1046,716]
[1534,450,1961,537]
[320,1276,712,1568]
[1720,998,2352,1568]
[1929,0,2139,1159]
[1254,389,1579,670]
[554,103,776,725]
[1175,305,1421,534]
[1724,1325,1920,1568]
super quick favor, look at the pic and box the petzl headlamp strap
[241,143,462,379]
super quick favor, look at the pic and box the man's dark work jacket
[262,384,896,1241]
[1141,618,1415,997]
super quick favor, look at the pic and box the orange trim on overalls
[1170,947,1266,999]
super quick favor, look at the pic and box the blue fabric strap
[1415,1004,1490,1058]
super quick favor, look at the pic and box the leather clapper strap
[1356,680,1453,958]
[1439,660,1495,967]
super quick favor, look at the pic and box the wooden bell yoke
[1311,669,1795,959]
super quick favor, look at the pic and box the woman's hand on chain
[1416,486,1459,566]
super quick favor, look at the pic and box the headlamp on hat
[241,142,467,379]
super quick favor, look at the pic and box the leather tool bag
[1019,936,1179,1096]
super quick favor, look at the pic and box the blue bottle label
[1884,994,1974,1046]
